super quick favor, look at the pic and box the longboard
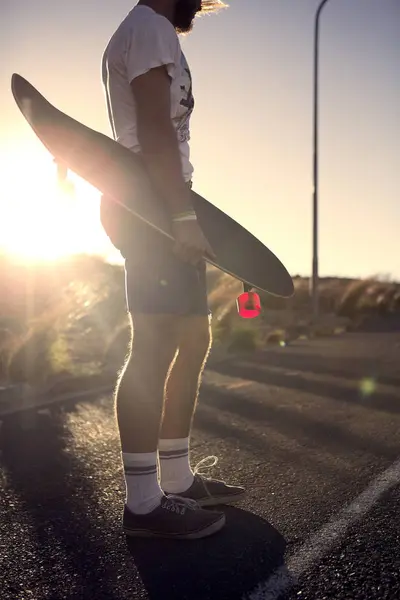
[11,74,294,298]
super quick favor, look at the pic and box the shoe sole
[123,513,226,540]
[196,491,246,507]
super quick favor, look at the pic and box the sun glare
[0,141,118,263]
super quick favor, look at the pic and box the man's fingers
[173,238,214,265]
[173,242,201,265]
[204,242,216,261]
[205,248,216,261]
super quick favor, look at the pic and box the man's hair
[201,1,228,12]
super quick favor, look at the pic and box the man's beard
[173,0,200,33]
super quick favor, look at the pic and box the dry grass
[337,277,400,318]
[227,326,260,353]
[264,329,288,346]
[0,253,127,387]
[0,252,399,386]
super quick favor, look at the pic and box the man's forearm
[138,120,194,216]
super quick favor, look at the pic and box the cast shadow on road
[199,382,398,462]
[195,399,343,479]
[237,347,400,389]
[210,357,400,417]
[127,505,286,600]
[1,407,287,600]
[0,409,120,600]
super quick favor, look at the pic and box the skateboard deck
[11,73,294,298]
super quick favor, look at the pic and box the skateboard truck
[236,283,261,319]
[54,158,75,195]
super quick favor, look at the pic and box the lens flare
[359,378,376,397]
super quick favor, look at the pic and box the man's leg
[158,317,245,506]
[158,315,211,492]
[115,313,179,513]
[161,315,211,439]
[115,259,225,538]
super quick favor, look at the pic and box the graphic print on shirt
[174,53,194,144]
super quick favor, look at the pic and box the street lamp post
[311,0,331,321]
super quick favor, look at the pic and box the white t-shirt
[102,5,194,182]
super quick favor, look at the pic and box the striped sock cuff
[124,464,158,476]
[159,448,189,461]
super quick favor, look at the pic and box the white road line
[244,456,400,600]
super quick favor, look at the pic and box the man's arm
[131,66,193,216]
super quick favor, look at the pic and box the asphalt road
[1,331,399,600]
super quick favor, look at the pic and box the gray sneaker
[164,456,246,507]
[123,495,225,539]
[173,474,246,507]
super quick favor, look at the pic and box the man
[101,0,244,540]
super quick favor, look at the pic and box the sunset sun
[0,141,115,263]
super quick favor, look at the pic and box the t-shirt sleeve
[125,16,179,84]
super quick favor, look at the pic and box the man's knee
[178,315,212,359]
[127,314,180,370]
[122,314,211,374]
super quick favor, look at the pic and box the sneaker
[166,456,246,507]
[123,495,225,539]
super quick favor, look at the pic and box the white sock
[122,451,164,515]
[158,437,195,494]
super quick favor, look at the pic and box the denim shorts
[100,188,210,316]
[124,250,209,316]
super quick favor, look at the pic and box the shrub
[7,325,72,386]
[227,327,259,353]
[264,329,287,346]
[337,279,375,317]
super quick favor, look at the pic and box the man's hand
[171,219,216,266]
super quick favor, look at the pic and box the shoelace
[193,456,221,499]
[193,455,219,478]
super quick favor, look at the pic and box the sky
[0,0,399,279]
